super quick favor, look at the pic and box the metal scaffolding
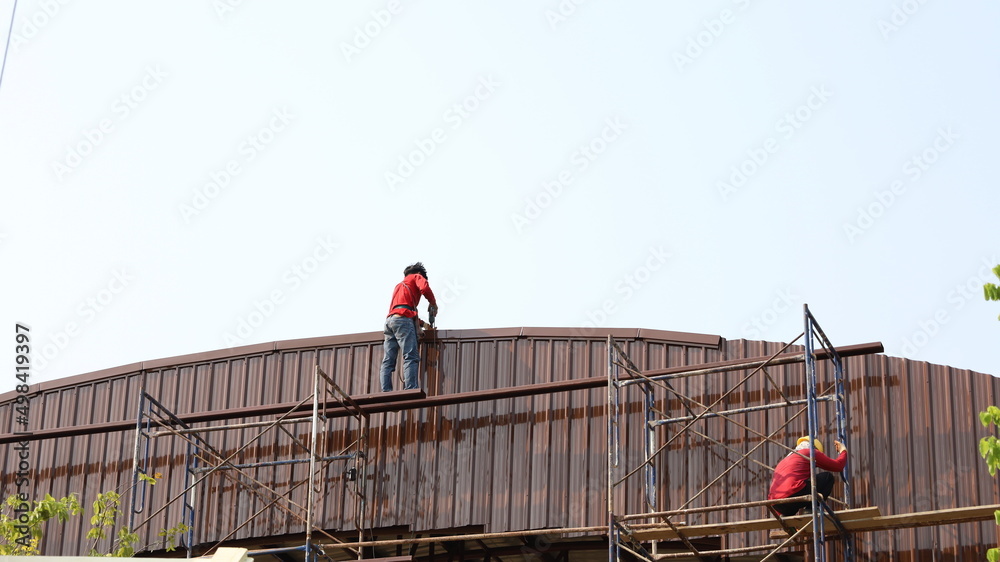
[128,364,370,562]
[12,314,1000,559]
[607,304,855,561]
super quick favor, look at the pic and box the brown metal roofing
[1,328,996,560]
[0,328,719,402]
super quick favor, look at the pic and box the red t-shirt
[386,273,437,318]
[768,448,847,499]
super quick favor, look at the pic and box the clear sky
[1,1,998,394]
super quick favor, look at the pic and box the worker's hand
[834,440,846,454]
[429,304,438,317]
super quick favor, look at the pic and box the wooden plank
[631,507,882,541]
[839,504,1000,533]
[771,504,1000,539]
[640,504,1000,543]
[769,529,804,540]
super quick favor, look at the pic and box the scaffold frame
[607,304,855,561]
[129,363,370,562]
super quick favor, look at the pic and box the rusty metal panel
[546,340,571,529]
[449,340,478,529]
[527,339,551,530]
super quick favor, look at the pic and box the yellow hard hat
[796,436,823,453]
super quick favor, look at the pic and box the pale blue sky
[1,1,998,394]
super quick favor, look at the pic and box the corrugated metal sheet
[0,327,996,560]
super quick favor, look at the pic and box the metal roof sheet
[0,328,995,560]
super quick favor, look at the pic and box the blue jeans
[380,315,419,391]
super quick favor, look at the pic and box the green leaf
[0,492,83,555]
[86,528,105,540]
[988,547,1000,562]
[994,509,1000,527]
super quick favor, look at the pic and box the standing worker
[768,436,848,516]
[380,262,438,392]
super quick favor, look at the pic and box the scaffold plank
[770,504,1000,540]
[635,504,1000,544]
[839,504,1000,532]
[631,507,882,541]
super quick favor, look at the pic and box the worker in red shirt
[380,262,438,392]
[768,436,848,516]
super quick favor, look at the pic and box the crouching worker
[768,436,847,516]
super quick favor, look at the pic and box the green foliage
[981,407,1000,477]
[114,527,139,558]
[986,265,1000,320]
[86,473,181,557]
[986,283,1000,302]
[87,490,122,547]
[982,437,1000,477]
[87,490,140,557]
[158,522,191,552]
[981,406,1000,561]
[0,493,82,555]
[982,406,1000,427]
[980,406,1000,475]
[978,262,999,562]
[0,472,182,557]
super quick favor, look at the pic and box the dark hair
[403,262,428,279]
